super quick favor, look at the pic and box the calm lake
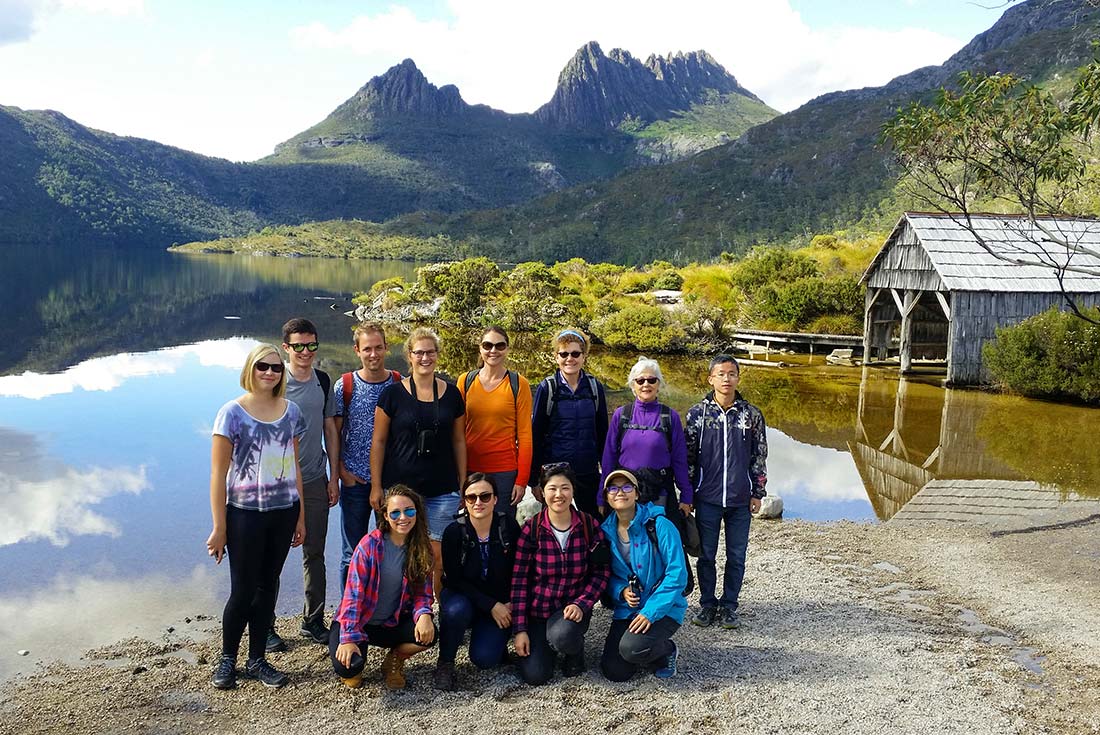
[1,246,1097,679]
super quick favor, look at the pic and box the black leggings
[222,503,298,661]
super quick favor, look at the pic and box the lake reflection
[0,246,1097,679]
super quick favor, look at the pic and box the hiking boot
[381,649,406,690]
[561,652,585,678]
[692,606,718,628]
[211,654,237,690]
[719,608,741,630]
[340,673,364,689]
[242,657,289,688]
[654,641,678,680]
[300,618,330,645]
[265,628,288,653]
[432,660,456,691]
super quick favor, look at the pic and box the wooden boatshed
[861,213,1100,385]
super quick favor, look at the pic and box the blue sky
[0,0,1023,161]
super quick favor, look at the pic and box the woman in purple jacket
[599,357,693,518]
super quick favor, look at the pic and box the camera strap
[411,376,440,428]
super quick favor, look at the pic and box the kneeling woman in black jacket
[433,473,521,690]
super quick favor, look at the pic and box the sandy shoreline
[2,519,1098,735]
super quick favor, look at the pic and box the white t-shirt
[213,399,306,511]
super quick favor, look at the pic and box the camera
[416,427,437,457]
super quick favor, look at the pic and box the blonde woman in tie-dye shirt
[207,343,306,691]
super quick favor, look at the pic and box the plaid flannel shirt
[510,510,610,633]
[335,529,434,645]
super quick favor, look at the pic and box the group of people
[205,320,768,691]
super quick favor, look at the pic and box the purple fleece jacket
[599,399,693,507]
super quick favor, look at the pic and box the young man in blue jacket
[684,355,768,630]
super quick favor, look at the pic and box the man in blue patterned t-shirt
[333,323,401,589]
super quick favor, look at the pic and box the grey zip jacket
[685,391,768,507]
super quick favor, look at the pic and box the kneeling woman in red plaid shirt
[511,462,610,684]
[330,485,436,690]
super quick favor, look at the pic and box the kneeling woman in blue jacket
[599,468,686,681]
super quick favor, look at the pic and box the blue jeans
[437,589,509,668]
[339,483,376,591]
[695,501,751,610]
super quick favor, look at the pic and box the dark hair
[282,317,318,345]
[708,354,740,373]
[463,472,492,492]
[539,461,577,488]
[378,485,432,583]
[481,326,510,345]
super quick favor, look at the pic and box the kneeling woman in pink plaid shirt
[330,485,437,690]
[511,463,610,684]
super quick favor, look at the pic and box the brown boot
[381,649,407,690]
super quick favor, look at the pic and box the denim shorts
[421,492,462,541]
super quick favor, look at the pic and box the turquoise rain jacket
[600,502,688,624]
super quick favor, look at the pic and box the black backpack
[615,401,673,457]
[645,516,695,597]
[542,374,599,416]
[455,511,513,567]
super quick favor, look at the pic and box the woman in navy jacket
[530,329,609,516]
[599,468,686,681]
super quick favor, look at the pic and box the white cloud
[767,429,869,503]
[0,338,257,400]
[290,0,966,114]
[0,0,143,45]
[57,0,144,15]
[0,464,149,547]
[0,567,218,679]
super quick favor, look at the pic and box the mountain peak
[333,58,467,120]
[536,43,764,128]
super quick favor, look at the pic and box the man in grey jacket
[684,355,768,630]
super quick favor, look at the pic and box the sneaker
[300,618,330,645]
[340,673,364,689]
[654,641,678,680]
[211,655,237,690]
[719,608,741,630]
[432,661,456,691]
[692,606,718,628]
[561,653,585,678]
[381,649,407,690]
[265,628,288,653]
[242,657,289,688]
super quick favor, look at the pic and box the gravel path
[2,520,1097,735]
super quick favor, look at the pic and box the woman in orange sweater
[458,327,533,519]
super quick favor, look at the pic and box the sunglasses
[541,461,572,475]
[387,507,417,520]
[411,349,438,358]
[606,484,636,495]
[480,341,508,351]
[254,361,284,374]
[557,350,583,359]
[634,377,659,385]
[464,491,494,504]
[287,341,319,353]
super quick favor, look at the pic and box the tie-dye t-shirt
[213,399,307,511]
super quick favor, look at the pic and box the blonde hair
[353,322,387,347]
[405,327,440,355]
[553,328,588,354]
[239,343,286,397]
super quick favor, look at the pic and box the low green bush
[591,303,685,352]
[983,307,1100,403]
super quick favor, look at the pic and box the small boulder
[754,496,783,519]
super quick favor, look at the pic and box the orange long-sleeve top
[458,370,534,487]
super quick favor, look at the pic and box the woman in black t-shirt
[370,327,467,597]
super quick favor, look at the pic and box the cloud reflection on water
[0,566,219,680]
[0,427,149,547]
[768,429,870,507]
[0,338,257,400]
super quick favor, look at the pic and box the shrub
[983,307,1100,403]
[438,257,500,324]
[591,303,684,352]
[653,271,684,290]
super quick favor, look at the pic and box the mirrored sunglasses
[606,484,636,495]
[287,341,319,353]
[387,507,417,520]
